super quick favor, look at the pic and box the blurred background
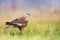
[0,0,60,40]
[0,0,60,23]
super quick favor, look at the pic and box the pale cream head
[23,12,30,17]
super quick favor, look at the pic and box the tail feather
[6,22,12,25]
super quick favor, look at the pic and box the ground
[0,20,60,40]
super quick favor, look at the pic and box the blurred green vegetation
[0,20,60,40]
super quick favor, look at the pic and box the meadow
[0,19,60,40]
[0,0,60,40]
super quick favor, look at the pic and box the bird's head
[22,12,31,21]
[23,12,30,18]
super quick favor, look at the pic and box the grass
[0,20,60,40]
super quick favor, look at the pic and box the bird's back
[11,17,28,27]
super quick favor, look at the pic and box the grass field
[0,19,60,40]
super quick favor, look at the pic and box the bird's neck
[25,17,29,21]
[22,16,29,21]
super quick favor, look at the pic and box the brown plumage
[5,12,30,31]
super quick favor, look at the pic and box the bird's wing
[11,17,24,23]
[11,17,28,27]
[11,18,19,23]
[11,18,25,26]
[12,23,25,26]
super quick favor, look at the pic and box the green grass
[0,20,60,40]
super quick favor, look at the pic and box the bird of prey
[4,12,30,31]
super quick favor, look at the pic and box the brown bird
[4,12,30,31]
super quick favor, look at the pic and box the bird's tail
[6,22,12,25]
[2,25,11,33]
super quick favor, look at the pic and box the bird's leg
[20,31,23,35]
[18,27,24,35]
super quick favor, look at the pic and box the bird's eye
[26,13,30,15]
